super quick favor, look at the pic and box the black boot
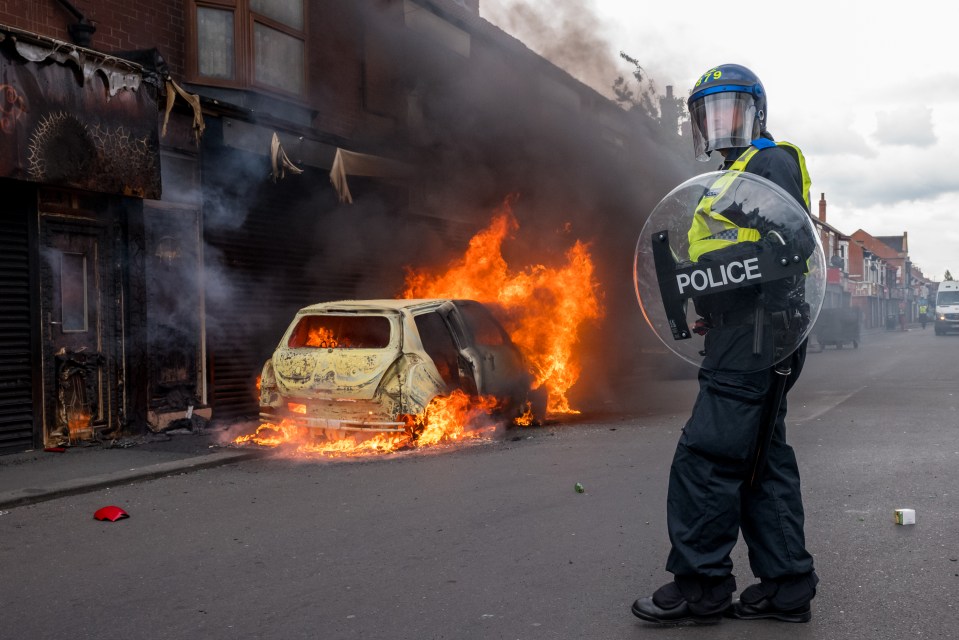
[631,575,735,625]
[726,572,818,623]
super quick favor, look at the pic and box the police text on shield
[676,257,762,295]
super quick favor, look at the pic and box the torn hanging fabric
[161,78,205,145]
[270,133,304,182]
[329,148,412,204]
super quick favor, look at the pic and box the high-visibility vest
[688,140,811,263]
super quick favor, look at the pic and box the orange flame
[67,411,92,443]
[234,390,499,457]
[402,196,603,414]
[513,401,534,427]
[414,389,499,446]
[306,326,340,348]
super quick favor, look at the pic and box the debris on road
[94,506,129,522]
[894,508,916,525]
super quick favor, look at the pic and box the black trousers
[665,326,815,581]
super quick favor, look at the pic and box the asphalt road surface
[3,326,957,639]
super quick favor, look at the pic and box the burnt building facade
[0,1,693,454]
[1,23,162,451]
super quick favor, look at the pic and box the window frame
[186,0,308,100]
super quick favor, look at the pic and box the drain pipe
[54,0,97,47]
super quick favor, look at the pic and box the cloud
[863,72,959,105]
[812,145,959,209]
[825,195,959,280]
[786,110,877,159]
[873,106,936,147]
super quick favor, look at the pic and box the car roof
[297,299,471,314]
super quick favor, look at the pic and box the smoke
[145,0,705,419]
[272,0,702,414]
[480,0,623,100]
[381,0,701,412]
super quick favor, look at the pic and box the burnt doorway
[39,208,119,446]
[144,204,203,424]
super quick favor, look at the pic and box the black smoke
[160,0,710,420]
[353,1,704,413]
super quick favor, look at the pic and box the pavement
[0,425,266,510]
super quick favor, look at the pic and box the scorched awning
[0,23,160,198]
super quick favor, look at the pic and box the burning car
[257,299,547,440]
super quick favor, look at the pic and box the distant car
[934,280,959,335]
[258,299,547,439]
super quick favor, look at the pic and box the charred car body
[258,299,546,437]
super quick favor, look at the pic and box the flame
[402,195,603,414]
[414,389,499,446]
[513,401,534,427]
[306,326,340,348]
[234,420,302,448]
[233,390,499,457]
[67,411,92,443]
[234,196,601,458]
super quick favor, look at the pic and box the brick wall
[0,1,373,137]
[0,1,186,76]
[307,0,366,139]
[0,3,67,42]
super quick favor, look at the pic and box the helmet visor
[689,92,759,161]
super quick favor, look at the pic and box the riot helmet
[688,64,767,162]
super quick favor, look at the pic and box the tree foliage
[613,52,659,118]
[613,52,687,137]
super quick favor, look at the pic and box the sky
[480,0,959,281]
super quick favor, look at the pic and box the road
[2,326,957,639]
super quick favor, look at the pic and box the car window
[938,291,959,305]
[287,314,391,349]
[457,302,507,346]
[414,311,461,386]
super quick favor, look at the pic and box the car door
[443,301,530,397]
[412,309,477,395]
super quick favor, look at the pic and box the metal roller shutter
[202,145,359,422]
[0,202,36,453]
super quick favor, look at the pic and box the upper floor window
[190,0,306,97]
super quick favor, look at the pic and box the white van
[935,280,959,335]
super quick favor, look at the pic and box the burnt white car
[258,299,545,437]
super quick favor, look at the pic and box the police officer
[631,64,820,625]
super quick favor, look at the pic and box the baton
[749,358,791,488]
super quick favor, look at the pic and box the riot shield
[634,171,826,374]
